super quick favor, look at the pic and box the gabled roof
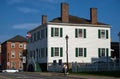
[50,15,108,25]
[7,35,27,42]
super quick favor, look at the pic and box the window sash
[54,48,59,56]
[11,43,15,48]
[51,28,63,37]
[101,30,105,38]
[78,48,83,56]
[19,43,23,48]
[19,52,22,58]
[11,50,15,58]
[55,28,59,36]
[76,48,87,57]
[98,29,109,39]
[98,48,109,57]
[75,29,86,38]
[51,47,63,57]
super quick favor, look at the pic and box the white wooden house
[27,3,111,72]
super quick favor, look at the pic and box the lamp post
[65,35,69,73]
[118,32,120,68]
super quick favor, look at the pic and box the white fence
[47,62,120,72]
[48,64,63,72]
[72,62,120,72]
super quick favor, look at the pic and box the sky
[0,0,120,43]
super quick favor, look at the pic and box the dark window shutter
[51,28,54,37]
[75,29,78,38]
[98,30,101,38]
[51,47,54,57]
[60,47,63,57]
[84,48,87,57]
[98,48,101,57]
[106,48,109,57]
[75,48,78,57]
[84,29,86,38]
[60,28,63,37]
[106,30,108,39]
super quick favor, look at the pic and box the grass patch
[71,71,120,77]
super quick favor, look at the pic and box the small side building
[111,42,119,62]
[1,35,27,71]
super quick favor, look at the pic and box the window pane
[55,28,59,36]
[78,48,83,56]
[78,29,82,37]
[55,48,59,56]
[19,43,23,48]
[101,48,105,57]
[101,30,105,38]
[19,51,22,58]
[11,50,15,58]
[11,43,15,48]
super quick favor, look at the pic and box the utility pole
[65,35,69,73]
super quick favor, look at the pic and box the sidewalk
[39,72,120,79]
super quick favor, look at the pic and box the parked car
[2,68,19,73]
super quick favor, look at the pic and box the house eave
[48,22,111,28]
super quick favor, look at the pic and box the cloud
[6,0,24,4]
[17,7,40,13]
[12,23,40,30]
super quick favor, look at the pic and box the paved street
[0,72,120,79]
[0,72,83,79]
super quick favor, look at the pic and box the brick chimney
[42,15,47,25]
[61,3,69,23]
[90,8,97,24]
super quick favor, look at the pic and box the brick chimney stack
[42,15,47,25]
[61,3,69,23]
[90,8,97,24]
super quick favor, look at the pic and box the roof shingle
[50,15,108,25]
[7,35,27,42]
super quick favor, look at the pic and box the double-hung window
[75,29,86,38]
[51,28,63,37]
[19,43,23,48]
[51,47,63,57]
[11,43,15,48]
[98,48,109,57]
[11,50,15,58]
[75,48,87,57]
[19,51,23,58]
[98,29,109,39]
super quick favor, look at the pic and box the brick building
[1,35,27,71]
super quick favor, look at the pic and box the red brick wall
[2,41,27,70]
[90,8,97,24]
[61,3,69,23]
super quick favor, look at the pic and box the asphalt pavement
[0,72,120,79]
[38,72,120,79]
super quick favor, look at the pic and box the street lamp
[65,35,69,73]
[118,32,120,68]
